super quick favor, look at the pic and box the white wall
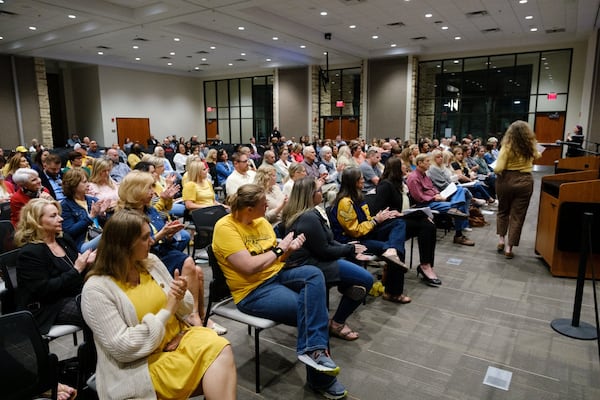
[97,66,204,146]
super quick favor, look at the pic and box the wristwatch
[272,247,284,257]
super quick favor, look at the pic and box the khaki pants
[495,170,533,247]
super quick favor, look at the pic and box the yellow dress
[116,271,229,399]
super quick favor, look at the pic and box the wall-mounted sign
[336,101,344,108]
[206,106,214,112]
[547,93,557,100]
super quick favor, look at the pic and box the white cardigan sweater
[81,254,193,400]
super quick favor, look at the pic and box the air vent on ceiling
[482,28,500,33]
[0,10,18,16]
[196,50,209,54]
[96,45,112,50]
[386,21,405,27]
[466,10,488,17]
[411,36,427,41]
[200,63,209,66]
[546,28,566,34]
[337,0,367,5]
[133,37,149,42]
[159,56,171,60]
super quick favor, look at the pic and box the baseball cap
[15,145,28,153]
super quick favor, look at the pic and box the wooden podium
[535,169,600,278]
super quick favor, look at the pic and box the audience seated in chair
[254,164,287,224]
[373,157,440,286]
[213,183,349,400]
[15,198,95,335]
[281,177,373,341]
[81,209,236,400]
[406,154,475,246]
[329,168,411,304]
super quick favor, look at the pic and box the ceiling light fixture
[441,26,449,30]
[238,26,245,30]
[323,51,328,55]
[201,58,207,61]
[97,51,103,55]
[372,35,379,39]
[320,11,328,16]
[135,57,140,61]
[519,0,528,3]
[390,43,397,47]
[300,45,306,48]
[530,27,538,32]
[29,26,37,31]
[167,62,172,66]
[228,63,233,66]
[272,37,278,40]
[133,45,139,49]
[194,66,200,70]
[266,58,271,61]
[525,15,533,20]
[169,52,175,55]
[425,13,433,18]
[68,14,76,19]
[454,36,461,40]
[210,46,216,49]
[241,52,246,56]
[349,25,356,29]
[174,37,180,41]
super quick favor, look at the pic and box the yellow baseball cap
[15,145,28,153]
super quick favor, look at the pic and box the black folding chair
[190,205,228,258]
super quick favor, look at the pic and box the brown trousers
[495,170,534,247]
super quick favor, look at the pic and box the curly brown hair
[501,120,536,160]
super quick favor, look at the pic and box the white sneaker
[196,248,209,260]
[464,227,473,232]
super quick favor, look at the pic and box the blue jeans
[361,218,406,257]
[427,186,469,233]
[332,260,373,324]
[468,181,492,201]
[80,234,102,252]
[237,265,329,355]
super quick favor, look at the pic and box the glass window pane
[539,50,570,93]
[253,76,266,85]
[230,81,239,106]
[206,107,217,119]
[241,106,253,118]
[241,119,253,138]
[230,119,240,142]
[217,81,228,107]
[517,53,539,94]
[217,107,229,119]
[240,79,252,106]
[205,82,216,106]
[230,107,240,118]
[218,121,230,142]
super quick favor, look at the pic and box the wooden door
[116,118,150,149]
[206,120,218,140]
[534,112,565,165]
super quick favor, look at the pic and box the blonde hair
[141,154,163,168]
[14,198,62,246]
[89,157,116,188]
[117,170,154,210]
[206,148,217,163]
[288,163,306,180]
[187,159,207,183]
[253,164,276,190]
[281,177,317,229]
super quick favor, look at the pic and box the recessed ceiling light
[525,15,533,20]
[194,66,200,70]
[241,52,246,56]
[135,57,140,61]
[0,36,3,40]
[323,51,328,55]
[272,37,278,40]
[201,58,207,61]
[29,26,37,31]
[441,26,449,30]
[228,63,233,66]
[238,26,245,30]
[300,45,306,48]
[454,36,461,40]
[320,11,328,16]
[133,45,139,50]
[519,0,528,3]
[97,51,104,55]
[68,14,76,19]
[174,37,180,41]
[530,27,538,32]
[349,25,356,29]
[167,62,173,66]
[169,52,175,55]
[210,46,216,49]
[390,43,397,47]
[372,35,379,39]
[453,60,460,64]
[266,58,271,61]
[425,13,433,18]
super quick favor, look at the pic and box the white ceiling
[0,0,598,78]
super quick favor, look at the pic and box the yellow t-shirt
[182,180,215,207]
[213,214,283,303]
